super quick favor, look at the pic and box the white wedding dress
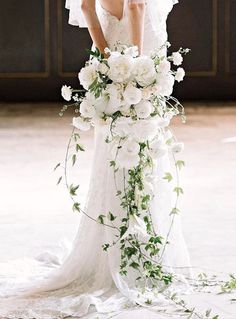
[0,1,192,318]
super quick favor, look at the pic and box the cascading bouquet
[58,44,224,318]
[60,41,191,289]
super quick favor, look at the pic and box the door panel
[0,0,235,101]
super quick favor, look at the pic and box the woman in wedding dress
[0,0,192,318]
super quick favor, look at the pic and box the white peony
[123,84,142,105]
[107,54,134,83]
[156,73,175,96]
[158,60,171,74]
[133,56,156,87]
[171,142,184,153]
[175,67,185,82]
[80,99,95,118]
[72,117,90,131]
[78,64,97,90]
[134,100,154,119]
[61,85,72,101]
[172,52,183,66]
[116,139,140,169]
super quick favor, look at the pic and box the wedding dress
[0,1,192,318]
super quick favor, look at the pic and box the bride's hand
[128,0,146,55]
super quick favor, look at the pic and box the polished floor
[0,102,236,318]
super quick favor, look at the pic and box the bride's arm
[128,0,146,55]
[81,0,108,55]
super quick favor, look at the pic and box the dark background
[0,0,235,101]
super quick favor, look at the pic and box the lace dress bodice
[97,2,168,55]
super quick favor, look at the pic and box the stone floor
[0,102,236,318]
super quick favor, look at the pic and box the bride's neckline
[99,1,125,22]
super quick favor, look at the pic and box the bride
[0,0,192,318]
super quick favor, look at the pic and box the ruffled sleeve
[65,0,87,27]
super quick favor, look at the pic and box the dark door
[0,0,235,101]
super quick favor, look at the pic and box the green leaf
[54,163,60,171]
[72,154,76,166]
[73,202,80,212]
[57,176,62,185]
[176,160,185,170]
[173,187,184,196]
[206,309,212,317]
[110,160,116,167]
[69,184,79,196]
[73,133,80,142]
[97,214,106,224]
[76,144,85,152]
[163,172,173,182]
[108,212,116,221]
[102,243,110,251]
[130,261,139,269]
[170,207,180,215]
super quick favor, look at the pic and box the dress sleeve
[65,0,87,27]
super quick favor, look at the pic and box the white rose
[108,54,134,83]
[78,64,97,90]
[133,56,156,87]
[72,117,90,131]
[158,60,171,74]
[172,52,183,66]
[175,67,185,82]
[80,99,95,118]
[123,84,142,105]
[134,100,154,119]
[156,73,175,96]
[171,142,184,153]
[61,85,72,101]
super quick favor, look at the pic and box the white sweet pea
[113,117,133,137]
[116,139,140,169]
[123,84,142,105]
[134,100,154,119]
[72,117,90,131]
[158,60,171,74]
[105,83,123,115]
[61,85,72,101]
[108,54,134,83]
[80,99,95,118]
[120,103,131,116]
[123,214,148,239]
[172,52,183,66]
[149,137,167,159]
[133,56,156,87]
[175,67,185,82]
[156,73,175,96]
[78,64,97,90]
[124,46,139,57]
[171,142,184,153]
[156,116,170,128]
[131,120,157,142]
